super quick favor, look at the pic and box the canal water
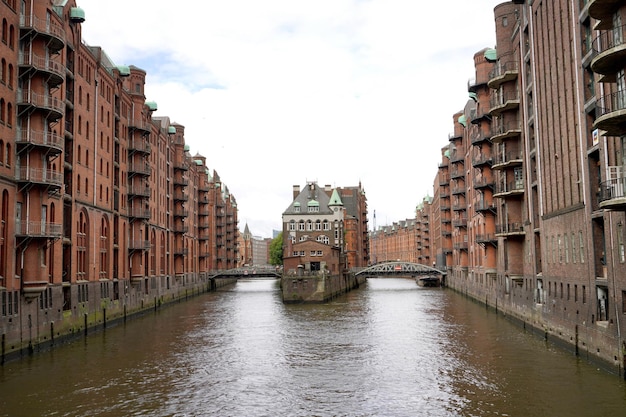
[1,278,626,417]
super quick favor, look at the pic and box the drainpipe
[608,214,623,374]
[93,75,99,279]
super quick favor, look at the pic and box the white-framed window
[310,251,316,257]
[298,222,305,231]
[307,221,313,231]
[315,220,321,231]
[317,235,329,245]
[316,250,323,256]
[323,221,330,231]
[289,221,296,231]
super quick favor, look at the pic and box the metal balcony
[16,91,64,120]
[488,60,519,90]
[19,15,65,52]
[591,25,626,81]
[599,176,626,210]
[493,180,524,198]
[588,0,622,30]
[492,151,523,170]
[491,121,522,143]
[18,52,64,86]
[15,221,62,238]
[495,223,525,237]
[594,92,626,137]
[489,91,520,116]
[16,167,63,188]
[16,129,63,154]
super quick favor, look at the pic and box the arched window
[1,58,5,83]
[77,174,81,193]
[9,25,14,49]
[1,19,7,43]
[6,103,11,126]
[0,140,4,165]
[100,217,109,280]
[5,143,10,167]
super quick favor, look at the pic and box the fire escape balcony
[128,139,151,155]
[174,247,189,257]
[489,91,520,116]
[471,130,492,146]
[450,150,465,163]
[16,129,63,155]
[438,174,450,186]
[128,119,151,133]
[128,163,152,176]
[487,60,519,90]
[493,180,525,198]
[475,199,497,213]
[452,184,465,195]
[495,223,525,237]
[15,221,62,239]
[476,234,497,246]
[599,175,626,210]
[16,167,63,190]
[173,191,188,201]
[452,202,467,212]
[594,91,626,136]
[174,160,189,171]
[128,207,150,220]
[491,121,522,144]
[588,0,622,30]
[18,52,64,87]
[591,25,626,81]
[472,154,493,168]
[450,168,464,179]
[127,185,151,198]
[492,151,523,170]
[19,15,65,52]
[473,177,494,190]
[174,176,189,186]
[128,240,151,251]
[174,207,188,218]
[17,91,64,120]
[452,215,467,228]
[173,224,189,234]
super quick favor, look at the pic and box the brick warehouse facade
[424,0,626,375]
[0,0,239,360]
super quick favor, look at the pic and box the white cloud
[78,0,502,237]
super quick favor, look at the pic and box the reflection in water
[1,278,625,417]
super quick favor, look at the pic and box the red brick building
[427,0,626,374]
[0,0,238,358]
[282,182,368,274]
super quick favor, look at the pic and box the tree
[269,231,283,266]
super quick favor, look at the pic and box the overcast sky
[78,0,503,238]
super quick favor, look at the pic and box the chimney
[293,185,300,199]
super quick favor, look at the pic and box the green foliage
[269,232,284,266]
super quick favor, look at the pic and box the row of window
[288,220,337,232]
[1,290,18,316]
[292,250,324,257]
[546,231,585,265]
[293,205,319,213]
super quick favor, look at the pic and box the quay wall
[282,272,366,303]
[0,274,237,364]
[445,277,625,378]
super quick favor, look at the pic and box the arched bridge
[212,266,281,279]
[355,261,446,286]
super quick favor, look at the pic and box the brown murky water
[1,277,625,416]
